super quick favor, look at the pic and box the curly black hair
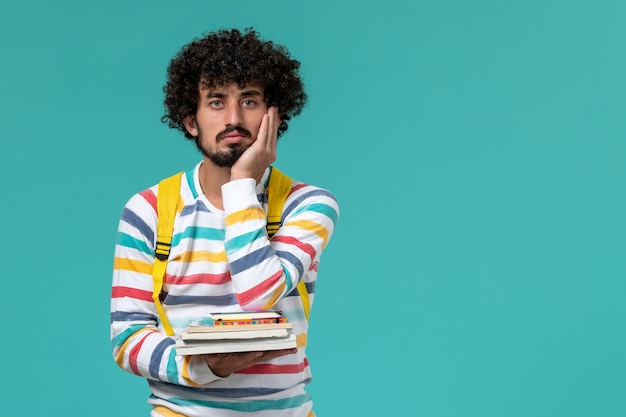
[162,28,307,139]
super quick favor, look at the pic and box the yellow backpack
[151,167,310,336]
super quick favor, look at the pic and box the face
[184,82,268,167]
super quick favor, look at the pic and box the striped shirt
[111,163,339,417]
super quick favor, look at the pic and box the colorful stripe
[120,207,154,243]
[129,331,152,375]
[113,257,152,274]
[238,358,309,375]
[139,189,157,212]
[235,270,283,306]
[184,168,198,199]
[165,271,231,285]
[289,203,339,224]
[229,245,273,275]
[225,227,266,254]
[117,232,153,255]
[111,286,153,302]
[172,226,225,246]
[271,236,316,261]
[174,250,227,263]
[165,393,311,412]
[151,338,176,379]
[224,207,265,226]
[283,219,330,248]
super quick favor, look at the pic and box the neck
[198,158,231,210]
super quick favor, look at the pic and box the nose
[225,102,243,126]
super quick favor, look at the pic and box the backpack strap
[152,171,183,336]
[266,167,311,321]
[152,167,310,336]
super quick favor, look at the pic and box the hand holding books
[204,347,298,378]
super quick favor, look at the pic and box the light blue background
[1,1,624,416]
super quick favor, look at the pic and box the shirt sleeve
[221,177,340,311]
[110,187,225,386]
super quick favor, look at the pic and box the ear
[183,115,198,137]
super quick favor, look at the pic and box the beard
[200,143,248,167]
[195,125,252,168]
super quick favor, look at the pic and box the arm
[110,189,225,386]
[222,176,339,312]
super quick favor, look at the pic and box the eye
[209,100,223,108]
[242,100,256,107]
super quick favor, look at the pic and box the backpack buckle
[155,240,171,261]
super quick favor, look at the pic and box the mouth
[221,133,247,144]
[224,132,245,139]
[217,127,252,144]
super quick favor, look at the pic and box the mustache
[216,126,252,142]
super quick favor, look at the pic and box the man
[110,28,339,417]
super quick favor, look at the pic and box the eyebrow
[206,89,263,99]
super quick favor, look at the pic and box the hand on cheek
[230,106,279,182]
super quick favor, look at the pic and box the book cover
[181,327,290,341]
[209,311,283,321]
[185,322,293,333]
[175,334,297,355]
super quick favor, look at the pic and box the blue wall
[1,1,624,415]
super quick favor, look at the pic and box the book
[181,327,290,341]
[209,311,283,321]
[174,310,297,355]
[185,322,293,333]
[175,334,297,355]
[208,310,289,326]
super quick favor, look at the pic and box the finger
[205,351,264,376]
[269,107,279,146]
[261,107,273,147]
[255,112,270,148]
[257,348,297,362]
[265,107,278,158]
